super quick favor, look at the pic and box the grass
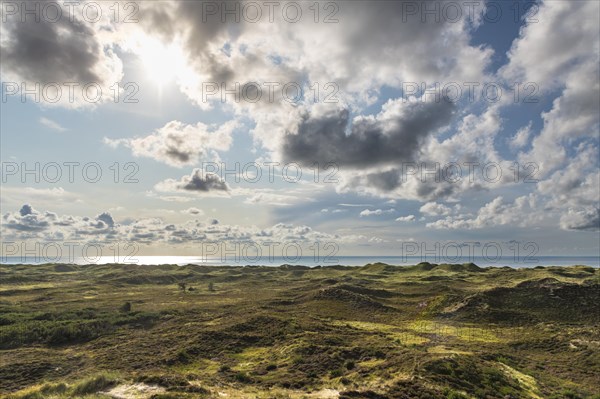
[0,262,598,398]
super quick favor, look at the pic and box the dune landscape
[1,263,598,398]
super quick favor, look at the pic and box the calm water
[1,255,598,268]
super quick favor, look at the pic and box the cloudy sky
[1,0,598,261]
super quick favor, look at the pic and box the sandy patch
[309,388,340,398]
[101,383,166,399]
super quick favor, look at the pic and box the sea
[1,255,599,268]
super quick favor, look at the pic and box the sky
[0,0,599,263]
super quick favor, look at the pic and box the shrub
[233,372,252,383]
[219,365,231,372]
[445,390,468,399]
[176,349,191,363]
[559,390,583,399]
[330,369,344,378]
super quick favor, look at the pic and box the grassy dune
[0,262,598,398]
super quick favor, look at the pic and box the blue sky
[1,0,598,262]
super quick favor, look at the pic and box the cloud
[124,0,489,113]
[0,187,80,211]
[502,1,600,176]
[116,0,489,205]
[39,117,67,132]
[0,3,123,107]
[501,1,599,88]
[183,207,204,215]
[1,205,364,247]
[179,173,228,192]
[424,143,600,233]
[509,123,532,151]
[3,0,598,248]
[395,215,415,222]
[4,205,55,232]
[425,195,543,230]
[359,208,395,217]
[96,213,115,228]
[520,61,599,176]
[155,169,230,195]
[419,202,452,216]
[19,204,33,216]
[560,208,600,232]
[104,120,239,167]
[241,191,301,207]
[282,98,455,169]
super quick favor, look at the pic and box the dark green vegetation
[1,262,599,398]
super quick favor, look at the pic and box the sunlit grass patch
[71,373,119,395]
[4,373,118,399]
[171,357,221,377]
[427,345,473,356]
[497,362,543,399]
[407,320,501,343]
[3,383,66,399]
[231,346,272,372]
[357,358,386,368]
[331,320,429,345]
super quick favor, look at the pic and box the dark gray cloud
[5,205,49,232]
[282,99,455,168]
[155,170,230,194]
[96,212,115,228]
[165,148,191,164]
[341,165,466,200]
[1,11,103,84]
[19,204,33,216]
[180,171,229,192]
[561,208,600,232]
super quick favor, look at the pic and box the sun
[134,36,187,87]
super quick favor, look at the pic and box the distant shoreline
[3,255,598,268]
[2,262,599,269]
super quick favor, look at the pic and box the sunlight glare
[135,36,188,88]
